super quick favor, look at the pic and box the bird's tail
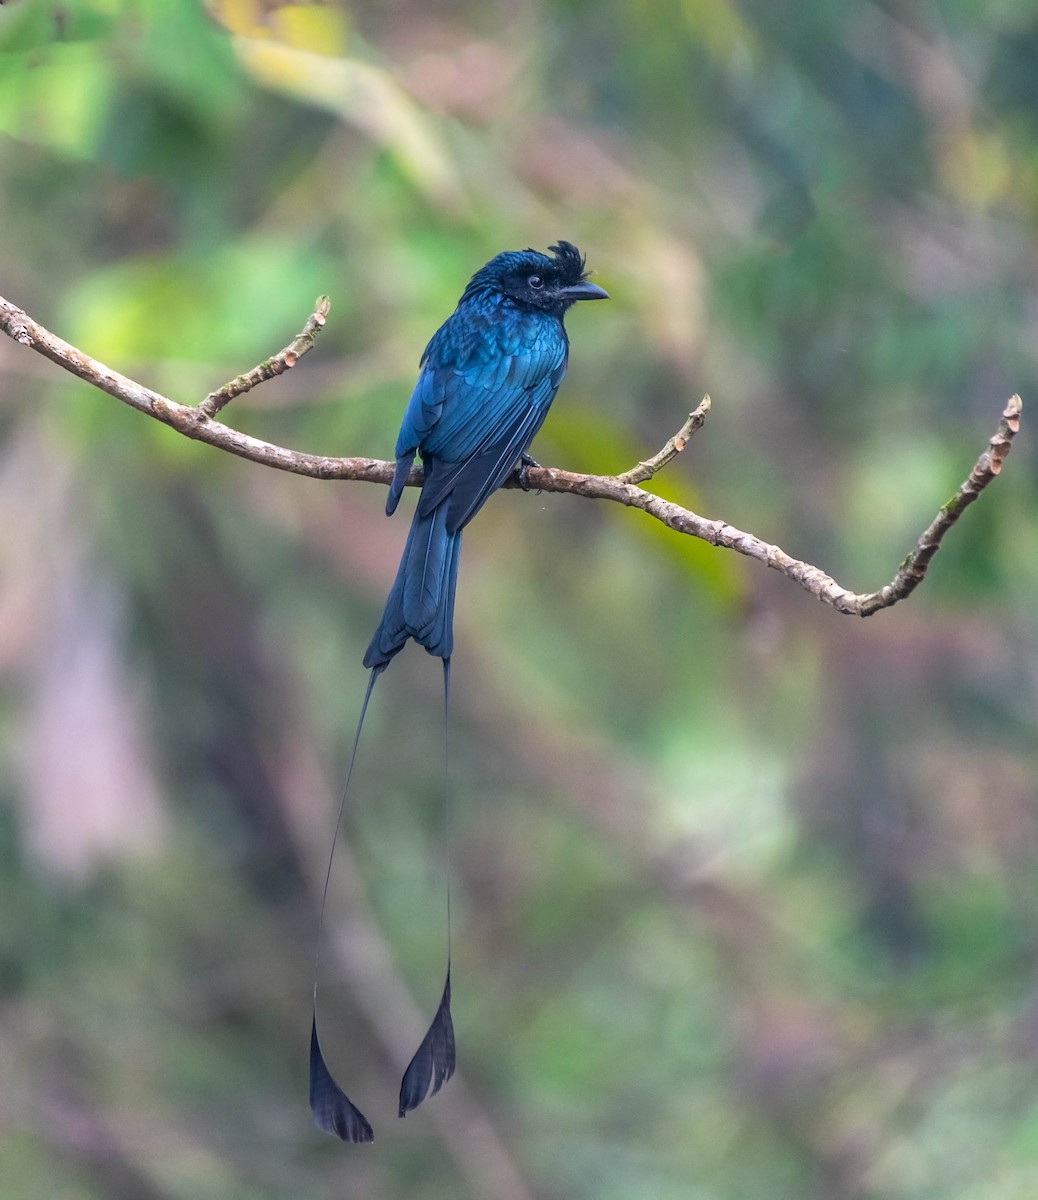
[363,504,462,668]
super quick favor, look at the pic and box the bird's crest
[545,240,590,286]
[460,240,594,306]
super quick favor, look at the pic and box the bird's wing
[424,329,566,460]
[388,313,568,524]
[394,363,443,459]
[386,367,442,516]
[419,394,549,532]
[417,334,568,531]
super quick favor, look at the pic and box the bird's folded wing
[420,399,550,532]
[391,319,568,527]
[425,333,567,460]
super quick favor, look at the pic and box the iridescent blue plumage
[363,241,608,668]
[311,242,606,1145]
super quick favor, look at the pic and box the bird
[363,239,609,668]
[309,241,608,1143]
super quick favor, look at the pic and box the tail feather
[363,505,462,668]
[403,504,452,632]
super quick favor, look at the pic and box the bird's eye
[528,275,544,289]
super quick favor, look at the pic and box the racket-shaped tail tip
[398,969,456,1118]
[309,1015,375,1143]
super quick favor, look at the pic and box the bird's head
[461,241,609,316]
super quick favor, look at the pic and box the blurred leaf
[0,42,114,157]
[233,38,466,211]
[0,0,114,53]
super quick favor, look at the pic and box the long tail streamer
[309,659,456,1142]
[399,658,456,1116]
[309,666,381,1143]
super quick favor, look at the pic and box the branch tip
[614,394,711,486]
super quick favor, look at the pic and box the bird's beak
[558,281,610,301]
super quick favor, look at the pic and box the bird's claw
[518,453,541,492]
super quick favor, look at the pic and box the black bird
[310,241,608,1142]
[364,240,608,666]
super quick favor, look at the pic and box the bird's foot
[518,453,541,492]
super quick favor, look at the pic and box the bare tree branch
[613,395,711,485]
[521,393,1021,617]
[198,295,332,419]
[0,293,1020,617]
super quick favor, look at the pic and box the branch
[0,293,1020,617]
[199,295,332,418]
[0,293,408,484]
[613,395,711,485]
[519,393,1021,617]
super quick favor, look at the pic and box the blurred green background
[1,1,1037,1197]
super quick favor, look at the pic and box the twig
[613,395,711,485]
[518,394,1021,617]
[0,292,412,485]
[0,293,1020,618]
[198,295,331,418]
[856,394,1020,615]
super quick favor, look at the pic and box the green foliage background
[2,1,1037,1197]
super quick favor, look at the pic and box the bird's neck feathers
[423,295,565,371]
